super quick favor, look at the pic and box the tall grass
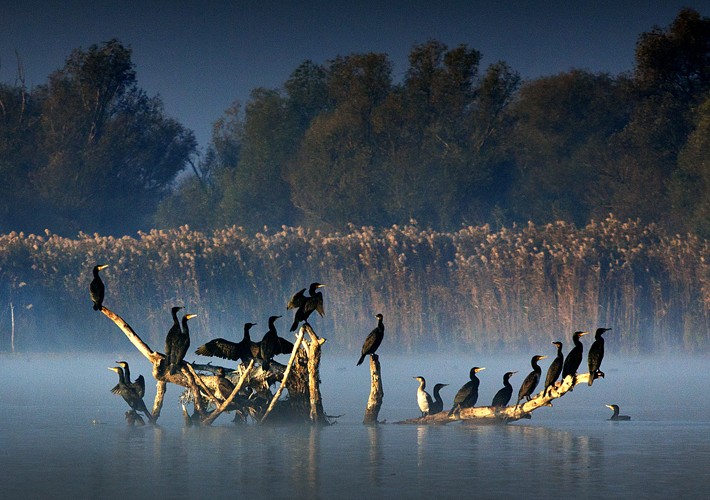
[0,216,707,353]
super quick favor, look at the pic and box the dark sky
[2,1,707,149]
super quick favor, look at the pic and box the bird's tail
[588,373,594,386]
[356,354,366,366]
[290,318,299,332]
[93,303,100,311]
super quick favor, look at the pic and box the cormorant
[108,366,153,423]
[194,322,258,365]
[588,327,610,386]
[491,371,518,407]
[544,341,564,396]
[449,367,485,415]
[113,361,145,399]
[606,404,631,421]
[90,264,108,311]
[356,313,384,366]
[214,367,236,400]
[289,282,325,331]
[561,331,589,380]
[164,306,183,373]
[430,383,448,414]
[517,355,548,406]
[414,376,433,417]
[167,313,197,375]
[260,315,295,369]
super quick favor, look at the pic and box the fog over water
[1,351,709,499]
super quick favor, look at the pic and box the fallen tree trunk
[397,372,593,425]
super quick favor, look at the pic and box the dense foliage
[0,216,707,353]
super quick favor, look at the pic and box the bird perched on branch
[357,313,384,366]
[195,322,259,365]
[166,313,197,375]
[288,282,325,331]
[561,331,588,380]
[449,367,485,415]
[491,371,517,407]
[90,264,108,311]
[414,376,434,417]
[109,366,153,423]
[588,327,610,385]
[517,355,547,405]
[164,306,183,373]
[544,341,564,396]
[260,315,295,369]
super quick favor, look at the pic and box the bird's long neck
[503,376,512,389]
[573,336,582,348]
[243,326,251,342]
[532,360,541,373]
[418,379,426,391]
[115,367,126,385]
[182,318,190,334]
[123,365,131,383]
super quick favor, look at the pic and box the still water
[1,352,709,499]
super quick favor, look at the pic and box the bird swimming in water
[449,367,485,415]
[491,371,517,407]
[561,331,588,381]
[517,355,547,406]
[544,341,564,396]
[109,366,153,423]
[357,313,385,366]
[605,404,631,421]
[90,264,108,311]
[430,383,448,414]
[113,361,145,399]
[414,376,434,417]
[195,322,259,365]
[260,315,295,369]
[289,282,325,331]
[167,313,197,375]
[588,327,610,385]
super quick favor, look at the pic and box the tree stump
[363,354,384,425]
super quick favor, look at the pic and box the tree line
[0,8,709,238]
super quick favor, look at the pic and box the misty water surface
[1,352,709,499]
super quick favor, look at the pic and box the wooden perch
[397,372,593,425]
[260,326,306,424]
[363,354,383,425]
[203,359,255,426]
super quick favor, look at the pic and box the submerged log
[397,372,593,425]
[363,354,383,425]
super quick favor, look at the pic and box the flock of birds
[92,266,630,424]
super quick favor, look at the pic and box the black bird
[214,367,236,401]
[164,306,183,373]
[414,376,433,417]
[356,313,384,366]
[90,264,108,310]
[195,322,259,365]
[430,383,449,414]
[491,371,518,407]
[167,313,197,375]
[109,366,153,423]
[260,315,295,369]
[561,331,589,381]
[606,404,631,421]
[289,282,325,331]
[517,355,548,406]
[544,341,564,396]
[113,361,145,399]
[449,367,485,415]
[588,327,610,386]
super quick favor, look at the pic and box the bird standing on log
[357,313,384,366]
[605,404,631,421]
[414,376,434,416]
[491,371,517,407]
[164,306,183,373]
[195,322,258,365]
[430,383,448,414]
[449,367,485,415]
[108,366,153,423]
[167,313,197,375]
[544,341,564,396]
[288,282,325,331]
[561,331,588,381]
[517,355,547,406]
[90,264,108,311]
[260,315,295,369]
[588,327,610,385]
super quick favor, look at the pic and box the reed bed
[0,215,707,353]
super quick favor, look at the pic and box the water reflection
[367,425,384,487]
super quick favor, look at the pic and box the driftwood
[397,372,594,425]
[363,354,384,425]
[100,306,329,425]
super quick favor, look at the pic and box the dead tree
[363,354,384,425]
[397,371,595,424]
[99,306,329,425]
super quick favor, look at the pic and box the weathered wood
[363,354,384,425]
[152,380,167,420]
[101,307,159,362]
[304,324,328,425]
[260,326,306,424]
[397,372,593,425]
[203,359,255,425]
